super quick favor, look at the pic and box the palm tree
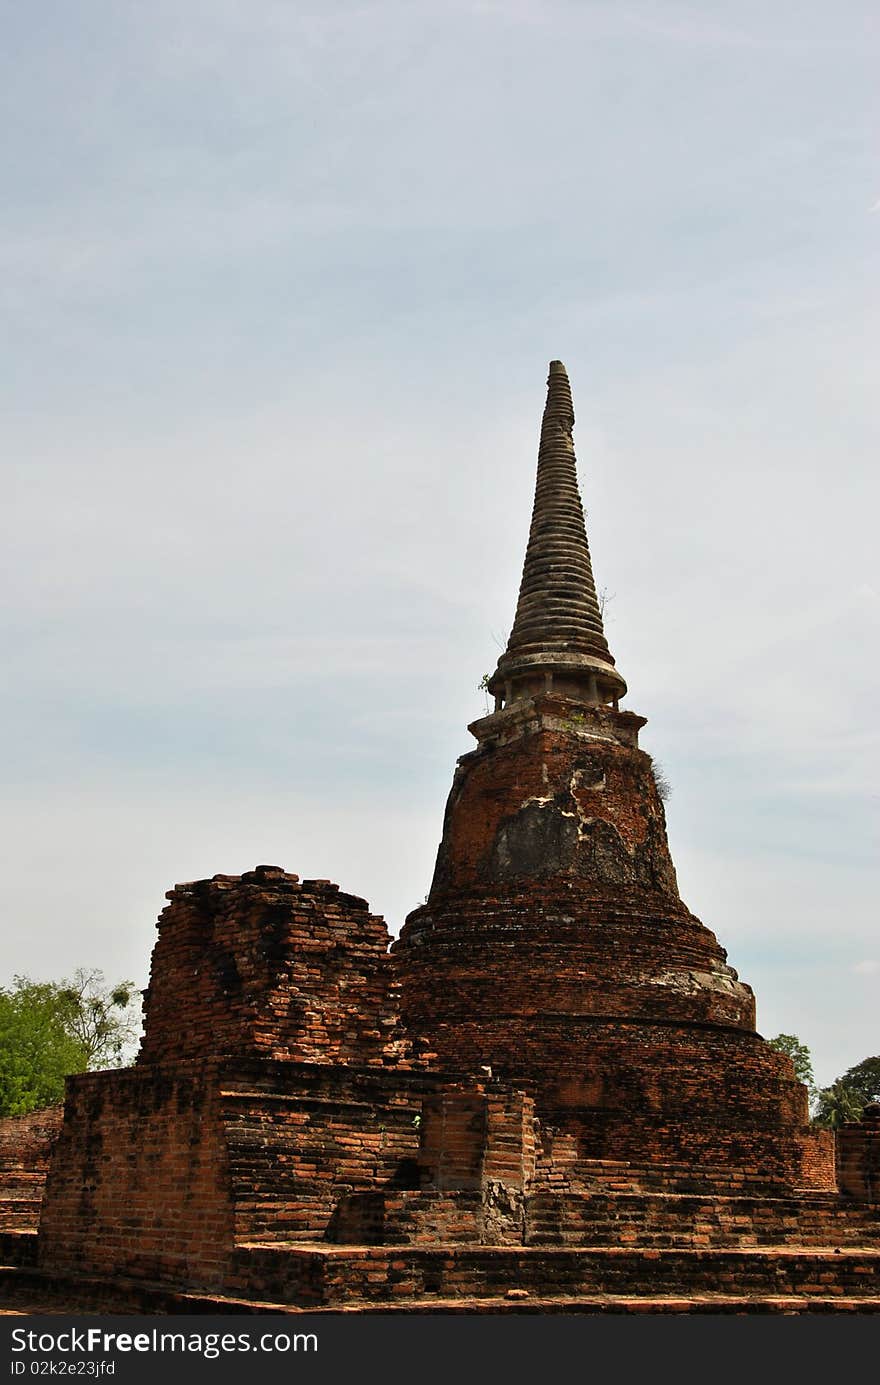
[813,1081,865,1130]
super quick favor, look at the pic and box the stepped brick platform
[4,361,878,1316]
[3,1231,880,1315]
[396,886,833,1185]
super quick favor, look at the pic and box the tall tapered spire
[487,361,626,709]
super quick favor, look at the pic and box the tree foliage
[768,1033,816,1095]
[813,1055,880,1129]
[0,980,84,1116]
[0,970,140,1117]
[813,1082,866,1130]
[835,1055,880,1106]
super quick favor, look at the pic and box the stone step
[0,1231,39,1267]
[525,1191,880,1249]
[0,1191,44,1233]
[0,1179,45,1199]
[328,1184,880,1252]
[0,1206,43,1232]
[229,1242,880,1307]
[1,1264,879,1315]
[536,1156,828,1198]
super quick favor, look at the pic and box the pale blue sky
[2,2,877,1086]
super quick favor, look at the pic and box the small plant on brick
[649,759,671,801]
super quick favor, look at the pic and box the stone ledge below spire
[467,695,644,752]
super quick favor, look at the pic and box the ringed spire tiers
[488,360,626,709]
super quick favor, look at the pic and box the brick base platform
[3,1243,879,1315]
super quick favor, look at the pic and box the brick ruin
[0,1109,63,1238]
[1,362,878,1312]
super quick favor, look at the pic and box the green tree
[768,1033,816,1097]
[0,971,140,1117]
[813,1055,880,1129]
[0,980,85,1115]
[813,1082,865,1130]
[835,1055,880,1106]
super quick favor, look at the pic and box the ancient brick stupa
[394,359,827,1186]
[2,361,878,1313]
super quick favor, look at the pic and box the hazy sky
[2,2,877,1087]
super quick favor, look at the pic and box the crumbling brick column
[837,1106,880,1201]
[0,1107,63,1233]
[418,1083,535,1192]
[139,866,410,1067]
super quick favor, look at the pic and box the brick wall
[220,1060,431,1243]
[37,1059,437,1287]
[38,1064,234,1287]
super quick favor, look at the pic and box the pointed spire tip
[485,356,627,709]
